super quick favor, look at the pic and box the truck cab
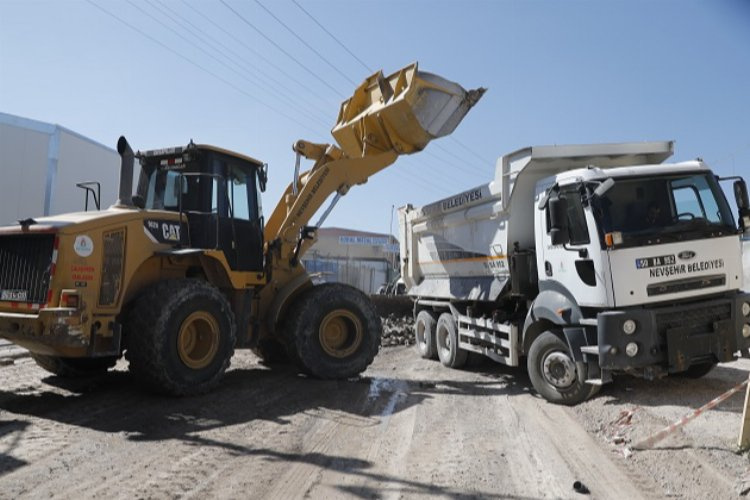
[537,161,748,383]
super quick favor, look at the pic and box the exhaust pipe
[115,136,135,208]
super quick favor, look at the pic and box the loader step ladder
[457,315,519,367]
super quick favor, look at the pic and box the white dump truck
[398,141,750,405]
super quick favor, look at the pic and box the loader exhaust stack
[115,135,135,208]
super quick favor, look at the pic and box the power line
[291,0,373,74]
[253,0,358,87]
[180,0,337,114]
[86,0,320,136]
[431,142,490,176]
[422,149,488,179]
[129,0,326,130]
[145,0,331,128]
[449,135,495,166]
[219,0,344,96]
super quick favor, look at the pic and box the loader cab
[137,143,266,272]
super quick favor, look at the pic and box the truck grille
[0,234,55,305]
[656,302,732,337]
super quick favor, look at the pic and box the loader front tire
[415,310,438,360]
[31,354,117,378]
[288,283,380,379]
[125,279,236,396]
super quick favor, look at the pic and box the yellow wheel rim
[177,311,220,369]
[319,309,363,359]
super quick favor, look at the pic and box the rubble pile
[380,313,415,347]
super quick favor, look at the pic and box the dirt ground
[0,340,749,499]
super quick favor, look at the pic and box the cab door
[538,183,611,307]
[216,157,264,272]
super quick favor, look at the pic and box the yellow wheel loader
[0,64,484,394]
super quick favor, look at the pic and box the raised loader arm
[256,63,484,373]
[263,63,485,284]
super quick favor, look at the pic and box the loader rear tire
[287,283,380,379]
[415,310,438,360]
[435,312,467,368]
[125,279,236,396]
[31,354,117,378]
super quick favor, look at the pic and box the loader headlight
[743,324,750,339]
[623,319,637,335]
[742,302,750,318]
[625,342,639,357]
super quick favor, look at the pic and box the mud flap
[563,326,601,382]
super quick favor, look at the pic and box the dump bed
[398,181,508,301]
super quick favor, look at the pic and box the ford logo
[678,250,696,260]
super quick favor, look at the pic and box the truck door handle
[545,261,553,277]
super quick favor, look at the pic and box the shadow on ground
[0,356,535,498]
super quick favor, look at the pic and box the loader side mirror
[258,164,268,193]
[548,196,570,246]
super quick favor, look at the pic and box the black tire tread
[415,310,438,360]
[287,283,380,379]
[527,331,593,406]
[124,279,236,396]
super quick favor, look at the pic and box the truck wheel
[287,283,380,379]
[31,354,118,378]
[435,312,467,368]
[415,310,438,359]
[677,361,718,379]
[125,279,236,396]
[527,331,594,406]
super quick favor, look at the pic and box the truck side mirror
[548,196,570,246]
[735,180,750,231]
[735,180,749,210]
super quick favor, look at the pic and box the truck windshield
[593,172,736,246]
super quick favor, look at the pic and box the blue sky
[1,0,749,235]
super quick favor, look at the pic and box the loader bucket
[332,63,485,158]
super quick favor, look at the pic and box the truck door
[540,184,611,307]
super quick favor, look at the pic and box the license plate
[1,290,28,301]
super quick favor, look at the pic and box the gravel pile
[380,313,415,347]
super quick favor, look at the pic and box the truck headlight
[744,324,750,339]
[623,319,637,335]
[625,342,639,357]
[743,302,750,318]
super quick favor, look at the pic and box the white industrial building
[0,112,119,224]
[303,227,399,294]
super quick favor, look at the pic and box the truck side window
[560,186,590,245]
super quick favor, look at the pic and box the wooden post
[738,376,750,450]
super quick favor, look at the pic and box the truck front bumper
[0,308,90,357]
[596,292,750,373]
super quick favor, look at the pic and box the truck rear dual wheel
[527,331,597,406]
[286,283,380,379]
[31,354,118,378]
[125,279,236,396]
[415,310,438,360]
[436,313,468,368]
